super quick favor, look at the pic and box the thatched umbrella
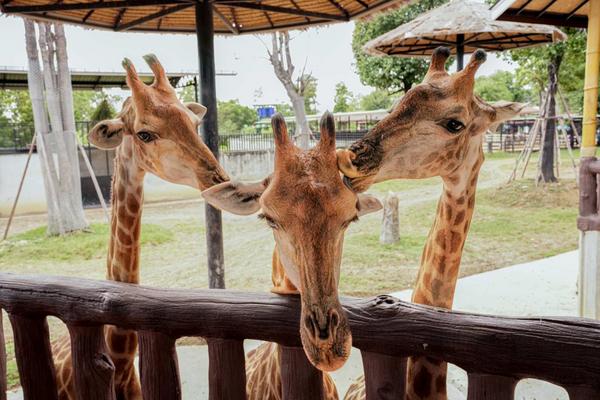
[0,0,407,289]
[363,0,565,70]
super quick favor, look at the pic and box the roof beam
[116,3,192,30]
[212,5,239,34]
[498,9,587,28]
[567,0,588,20]
[224,2,349,21]
[289,0,311,23]
[327,0,349,18]
[537,0,558,17]
[2,0,187,14]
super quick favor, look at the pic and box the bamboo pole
[2,134,37,241]
[581,0,600,157]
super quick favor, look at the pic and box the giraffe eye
[444,119,465,134]
[137,131,155,143]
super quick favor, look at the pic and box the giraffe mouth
[299,303,352,372]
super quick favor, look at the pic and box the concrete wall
[0,150,275,217]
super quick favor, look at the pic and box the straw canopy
[0,0,407,35]
[363,0,566,59]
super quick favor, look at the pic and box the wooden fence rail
[0,272,599,399]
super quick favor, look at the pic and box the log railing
[0,272,599,399]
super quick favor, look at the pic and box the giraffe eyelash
[258,213,278,229]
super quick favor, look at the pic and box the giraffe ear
[357,193,382,217]
[88,118,125,149]
[185,102,207,120]
[201,180,266,216]
[487,101,527,132]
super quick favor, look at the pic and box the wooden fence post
[361,351,406,400]
[68,325,115,400]
[380,192,399,245]
[280,346,324,400]
[207,338,246,400]
[467,374,516,400]
[139,331,181,400]
[8,314,58,400]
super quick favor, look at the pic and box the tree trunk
[267,32,312,150]
[23,19,63,234]
[54,23,87,228]
[539,55,562,184]
[25,19,88,235]
[291,95,310,149]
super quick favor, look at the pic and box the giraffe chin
[300,326,352,372]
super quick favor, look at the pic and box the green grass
[0,223,173,265]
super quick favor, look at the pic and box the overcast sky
[0,14,513,111]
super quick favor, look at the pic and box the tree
[0,90,34,125]
[359,89,396,111]
[91,97,116,123]
[217,99,256,133]
[24,19,88,235]
[475,71,533,103]
[265,31,313,149]
[333,82,357,113]
[352,0,449,94]
[506,28,586,183]
[301,75,318,114]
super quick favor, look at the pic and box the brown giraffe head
[88,54,228,189]
[337,47,525,192]
[202,113,382,371]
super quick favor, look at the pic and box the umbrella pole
[579,0,600,319]
[196,2,226,289]
[456,34,464,71]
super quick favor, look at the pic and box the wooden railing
[1,272,600,399]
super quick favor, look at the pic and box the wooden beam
[2,273,600,389]
[538,0,559,17]
[116,3,192,30]
[2,0,186,14]
[497,9,588,28]
[212,5,239,34]
[225,2,349,21]
[289,0,310,23]
[327,0,349,18]
[567,0,589,20]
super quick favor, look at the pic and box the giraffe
[337,47,525,400]
[52,54,229,399]
[202,112,382,399]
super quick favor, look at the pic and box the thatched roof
[491,0,589,29]
[364,0,566,57]
[0,0,410,35]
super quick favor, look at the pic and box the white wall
[0,150,275,217]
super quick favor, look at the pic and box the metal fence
[1,117,595,156]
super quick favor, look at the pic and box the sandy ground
[6,251,578,399]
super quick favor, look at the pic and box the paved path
[7,251,579,399]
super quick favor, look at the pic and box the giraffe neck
[412,137,484,309]
[107,138,145,284]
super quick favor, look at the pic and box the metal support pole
[456,34,464,72]
[196,1,225,289]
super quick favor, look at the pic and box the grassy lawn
[0,150,580,389]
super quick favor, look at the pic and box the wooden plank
[138,331,180,400]
[361,351,406,400]
[2,273,600,389]
[68,325,115,400]
[0,311,6,400]
[467,374,516,400]
[567,385,600,399]
[280,346,324,400]
[8,314,58,400]
[207,338,246,400]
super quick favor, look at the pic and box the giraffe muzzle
[300,303,351,372]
